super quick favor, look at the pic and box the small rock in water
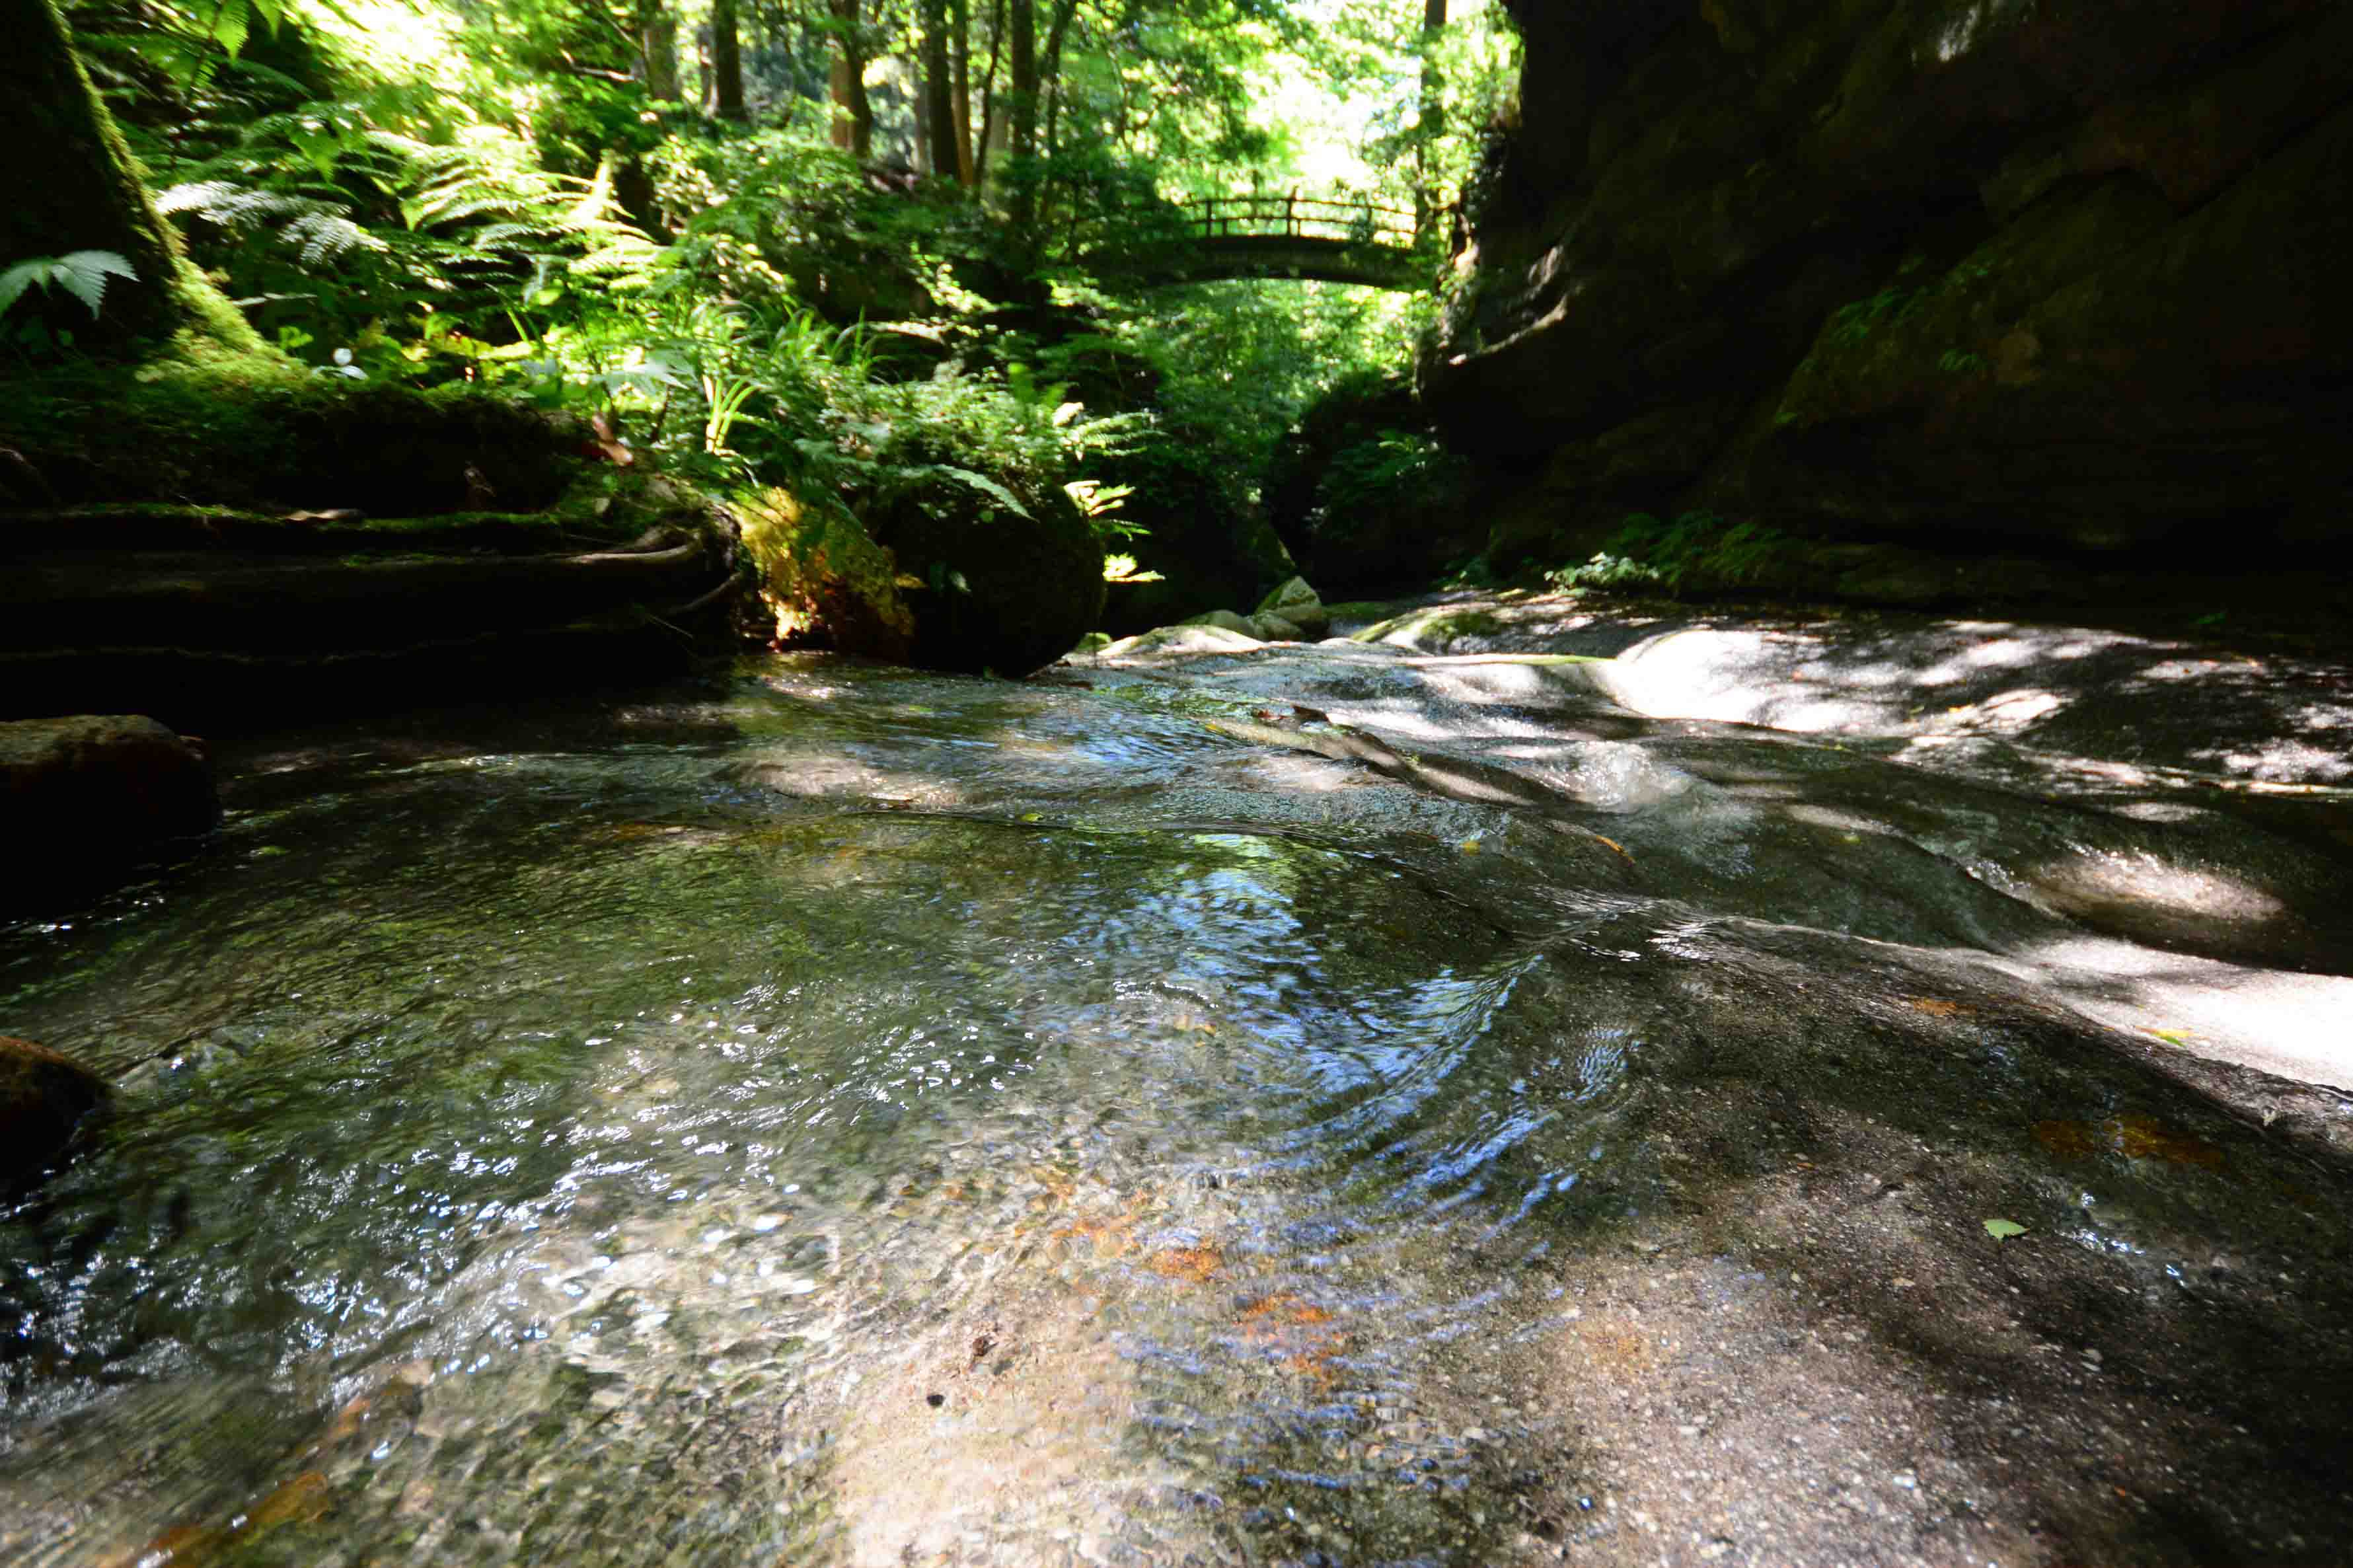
[0,1035,110,1192]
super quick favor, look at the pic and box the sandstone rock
[1179,609,1257,635]
[1253,577,1331,638]
[1100,624,1264,659]
[865,480,1107,678]
[0,1036,108,1192]
[1429,0,2353,568]
[1249,614,1308,642]
[2,715,217,910]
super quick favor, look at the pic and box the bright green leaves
[1984,1218,2029,1241]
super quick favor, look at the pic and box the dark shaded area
[1423,0,2353,599]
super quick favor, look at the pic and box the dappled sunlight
[1995,932,2353,1090]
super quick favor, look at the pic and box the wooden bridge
[1089,193,1431,290]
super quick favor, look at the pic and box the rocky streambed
[2,596,2350,1567]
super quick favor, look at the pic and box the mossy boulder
[0,1037,108,1193]
[1253,576,1331,638]
[866,478,1106,677]
[1,358,745,727]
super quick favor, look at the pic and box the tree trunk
[920,0,958,181]
[828,0,872,158]
[642,3,681,101]
[952,0,975,185]
[973,0,1006,183]
[0,0,259,354]
[1006,0,1037,229]
[1414,0,1446,237]
[1039,0,1078,161]
[710,0,746,120]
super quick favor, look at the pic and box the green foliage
[0,252,137,321]
[1549,510,1789,597]
[1829,258,1997,351]
[30,0,1487,648]
[1320,426,1458,514]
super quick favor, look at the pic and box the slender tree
[827,0,872,157]
[1038,0,1080,160]
[0,0,260,354]
[951,0,976,184]
[711,0,747,119]
[920,0,959,179]
[1006,0,1037,228]
[1414,0,1446,236]
[640,1,681,101]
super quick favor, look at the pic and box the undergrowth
[1550,510,1788,597]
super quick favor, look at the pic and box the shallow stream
[7,620,2353,1566]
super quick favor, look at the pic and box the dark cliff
[1425,0,2353,585]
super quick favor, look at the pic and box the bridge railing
[1177,194,1419,249]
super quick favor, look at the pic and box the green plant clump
[1549,509,1789,597]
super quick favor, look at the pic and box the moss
[1351,605,1511,650]
[736,487,917,662]
[0,355,594,513]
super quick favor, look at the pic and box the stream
[5,604,2353,1567]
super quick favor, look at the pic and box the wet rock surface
[3,603,2350,1565]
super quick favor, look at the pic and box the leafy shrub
[1549,510,1787,597]
[1320,427,1460,514]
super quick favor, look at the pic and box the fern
[0,252,137,320]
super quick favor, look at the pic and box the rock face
[2,714,217,907]
[0,1036,108,1191]
[1429,0,2353,570]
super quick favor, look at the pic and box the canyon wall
[1425,0,2353,580]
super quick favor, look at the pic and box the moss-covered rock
[865,477,1106,677]
[0,356,590,515]
[1,714,216,908]
[1,361,744,726]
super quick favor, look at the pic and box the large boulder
[866,479,1107,677]
[2,714,217,909]
[1429,0,2353,572]
[0,1036,108,1193]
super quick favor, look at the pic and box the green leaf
[205,0,252,59]
[0,252,135,320]
[1983,1218,2028,1241]
[55,251,137,318]
[0,262,45,319]
[935,467,1032,519]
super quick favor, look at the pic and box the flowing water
[5,625,2353,1566]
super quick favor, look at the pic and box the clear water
[3,647,2348,1565]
